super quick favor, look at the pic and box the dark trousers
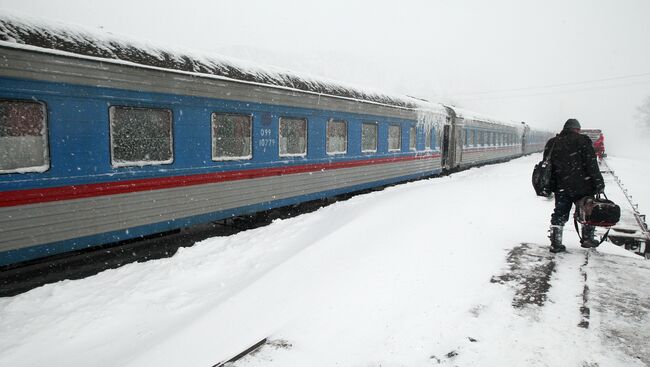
[551,192,584,226]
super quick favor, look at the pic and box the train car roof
[445,105,525,131]
[0,12,449,115]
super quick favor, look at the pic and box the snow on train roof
[447,105,524,130]
[0,12,447,115]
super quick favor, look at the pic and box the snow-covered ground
[606,156,650,217]
[1,153,648,367]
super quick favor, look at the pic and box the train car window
[212,113,252,160]
[362,122,378,153]
[425,127,432,150]
[326,119,347,154]
[279,117,307,157]
[388,125,401,151]
[409,126,416,151]
[470,130,476,146]
[0,100,49,174]
[109,106,173,167]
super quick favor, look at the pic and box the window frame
[278,116,308,158]
[326,119,348,155]
[361,122,378,153]
[424,126,432,150]
[408,126,417,151]
[432,126,438,150]
[388,124,402,152]
[0,99,50,174]
[211,112,253,161]
[109,105,174,168]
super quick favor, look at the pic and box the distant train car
[444,107,528,169]
[581,128,606,159]
[580,129,602,143]
[0,15,551,266]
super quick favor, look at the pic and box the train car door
[441,107,461,171]
[441,124,451,169]
[456,126,464,166]
[441,123,461,170]
[451,124,462,168]
[521,123,530,154]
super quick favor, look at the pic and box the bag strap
[573,216,610,245]
[544,141,556,163]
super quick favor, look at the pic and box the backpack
[532,143,554,197]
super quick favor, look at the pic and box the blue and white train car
[0,15,550,267]
[0,15,452,266]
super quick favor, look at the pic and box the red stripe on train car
[0,154,441,208]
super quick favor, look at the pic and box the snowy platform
[491,243,650,366]
[1,154,649,367]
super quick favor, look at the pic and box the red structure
[594,133,605,160]
[581,129,606,160]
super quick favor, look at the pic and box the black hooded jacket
[543,129,604,197]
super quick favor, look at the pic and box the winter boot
[580,225,599,248]
[549,225,566,253]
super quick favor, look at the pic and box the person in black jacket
[544,118,605,253]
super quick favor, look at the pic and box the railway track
[599,159,650,258]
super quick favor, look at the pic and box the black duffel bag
[574,194,620,227]
[574,193,621,245]
[532,143,554,197]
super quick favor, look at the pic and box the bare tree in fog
[637,95,650,137]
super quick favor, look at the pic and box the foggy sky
[1,0,649,153]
